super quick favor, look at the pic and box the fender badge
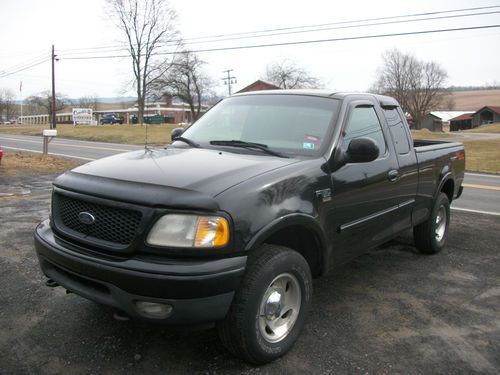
[315,188,332,203]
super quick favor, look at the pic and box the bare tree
[107,0,180,125]
[0,88,15,122]
[152,51,213,121]
[77,95,99,111]
[265,59,322,89]
[371,49,448,129]
[26,90,69,116]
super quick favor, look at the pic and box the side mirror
[345,137,379,163]
[171,127,184,140]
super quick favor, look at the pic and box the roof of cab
[231,89,399,106]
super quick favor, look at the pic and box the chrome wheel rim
[258,272,301,343]
[435,205,447,242]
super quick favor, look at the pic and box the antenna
[145,115,149,150]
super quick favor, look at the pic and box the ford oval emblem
[78,212,96,225]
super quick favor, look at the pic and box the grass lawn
[412,128,500,174]
[0,123,182,145]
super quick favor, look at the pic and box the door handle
[388,169,399,182]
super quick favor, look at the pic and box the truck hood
[66,147,299,197]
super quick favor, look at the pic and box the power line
[0,57,51,78]
[177,10,500,45]
[0,53,50,75]
[54,4,500,54]
[58,23,500,61]
[180,4,500,41]
[57,8,500,58]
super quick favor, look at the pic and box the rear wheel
[217,244,312,364]
[414,192,450,254]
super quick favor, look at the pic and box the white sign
[72,108,93,125]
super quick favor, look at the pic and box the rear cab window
[383,107,411,155]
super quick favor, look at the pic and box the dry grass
[0,123,182,145]
[442,90,500,110]
[411,130,500,174]
[0,151,81,176]
[462,122,500,133]
[459,139,500,174]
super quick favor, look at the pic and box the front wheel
[217,244,312,364]
[414,192,450,254]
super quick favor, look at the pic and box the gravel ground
[1,172,499,375]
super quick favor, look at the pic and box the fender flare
[435,169,454,200]
[244,213,329,275]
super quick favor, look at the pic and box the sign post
[72,108,93,126]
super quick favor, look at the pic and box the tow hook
[113,310,131,321]
[45,279,59,287]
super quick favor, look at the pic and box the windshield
[180,94,339,156]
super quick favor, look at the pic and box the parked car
[99,113,123,125]
[34,91,465,364]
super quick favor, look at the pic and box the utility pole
[19,80,23,124]
[221,69,237,96]
[51,44,57,129]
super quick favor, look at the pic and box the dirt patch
[0,151,81,176]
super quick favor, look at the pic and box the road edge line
[451,207,500,216]
[2,146,95,161]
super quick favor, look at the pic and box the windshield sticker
[303,142,315,149]
[304,134,321,145]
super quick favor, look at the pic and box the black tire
[217,244,312,364]
[414,192,450,254]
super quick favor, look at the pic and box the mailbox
[43,129,58,137]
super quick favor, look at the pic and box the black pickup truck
[34,91,465,364]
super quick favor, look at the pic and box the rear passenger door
[329,100,400,263]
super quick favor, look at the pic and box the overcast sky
[1,0,499,99]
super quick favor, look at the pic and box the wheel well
[263,225,323,277]
[441,179,454,202]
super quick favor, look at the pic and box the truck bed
[413,139,464,152]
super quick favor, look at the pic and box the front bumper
[34,220,247,324]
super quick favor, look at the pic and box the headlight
[146,214,229,248]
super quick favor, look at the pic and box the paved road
[448,132,500,140]
[1,133,499,215]
[456,173,500,216]
[0,133,142,161]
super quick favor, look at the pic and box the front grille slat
[53,193,143,247]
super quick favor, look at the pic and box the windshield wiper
[209,140,288,158]
[173,136,200,148]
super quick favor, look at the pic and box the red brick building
[236,80,280,93]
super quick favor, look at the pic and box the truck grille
[53,192,143,246]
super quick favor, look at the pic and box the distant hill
[442,90,500,111]
[93,96,136,103]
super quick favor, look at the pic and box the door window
[344,106,386,156]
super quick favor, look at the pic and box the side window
[383,108,410,154]
[344,106,386,156]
